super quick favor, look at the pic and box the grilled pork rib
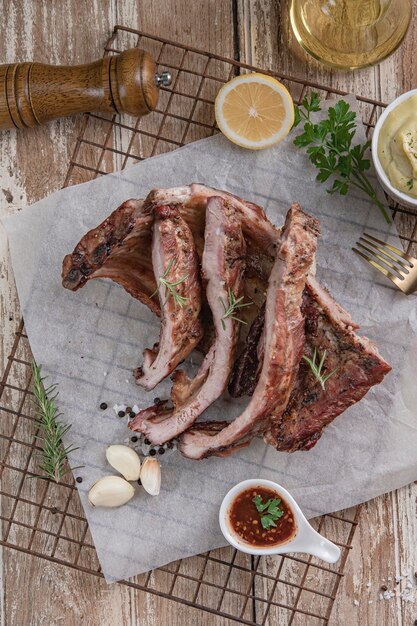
[61,199,159,314]
[129,196,246,444]
[264,277,392,451]
[135,204,203,390]
[179,204,320,460]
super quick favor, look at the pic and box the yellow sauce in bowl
[378,94,417,198]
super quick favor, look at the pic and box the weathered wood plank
[331,488,417,626]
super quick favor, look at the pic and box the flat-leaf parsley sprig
[302,348,336,391]
[32,362,83,483]
[220,288,252,330]
[293,93,391,224]
[253,494,284,530]
[152,257,189,309]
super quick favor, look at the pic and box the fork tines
[353,232,417,294]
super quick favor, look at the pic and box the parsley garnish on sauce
[253,494,284,530]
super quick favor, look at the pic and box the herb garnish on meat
[293,93,391,224]
[253,494,284,530]
[152,257,189,308]
[220,288,252,330]
[302,348,336,390]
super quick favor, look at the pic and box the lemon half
[215,73,294,150]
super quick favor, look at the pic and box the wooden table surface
[1,1,416,625]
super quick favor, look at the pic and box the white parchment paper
[3,97,417,582]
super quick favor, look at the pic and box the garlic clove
[105,444,141,481]
[88,475,135,507]
[140,457,161,496]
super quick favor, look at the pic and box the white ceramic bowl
[219,479,341,563]
[372,89,417,209]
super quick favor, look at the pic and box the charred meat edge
[178,204,320,460]
[129,195,246,444]
[135,204,203,390]
[61,199,161,315]
[264,278,392,451]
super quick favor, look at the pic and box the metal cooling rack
[1,24,415,626]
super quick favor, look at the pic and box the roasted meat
[61,199,159,314]
[129,195,246,444]
[62,184,278,318]
[263,277,392,451]
[62,186,391,460]
[179,204,320,460]
[135,204,203,390]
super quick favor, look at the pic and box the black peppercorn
[126,406,132,413]
[144,438,151,445]
[380,585,388,591]
[76,477,83,483]
[154,397,161,404]
[118,410,125,418]
[100,402,107,410]
[129,412,136,418]
[158,447,165,455]
[51,507,58,515]
[131,436,138,443]
[167,441,174,449]
[149,449,156,456]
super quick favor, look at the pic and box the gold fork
[352,232,417,295]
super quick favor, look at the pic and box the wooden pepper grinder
[0,48,171,131]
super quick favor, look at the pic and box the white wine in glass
[290,0,412,70]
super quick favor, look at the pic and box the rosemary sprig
[220,288,252,330]
[31,362,83,483]
[302,348,336,391]
[152,258,189,308]
[293,93,391,224]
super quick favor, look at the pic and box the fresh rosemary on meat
[253,494,284,530]
[302,348,336,390]
[152,258,189,308]
[293,93,391,224]
[220,288,252,330]
[32,362,83,483]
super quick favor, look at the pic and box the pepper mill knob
[155,71,172,87]
[0,48,168,131]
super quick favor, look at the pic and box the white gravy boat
[219,479,341,563]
